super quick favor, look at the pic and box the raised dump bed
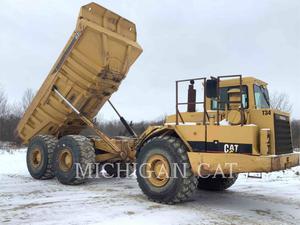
[17,2,142,143]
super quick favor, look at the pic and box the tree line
[0,87,165,146]
[0,88,35,145]
[0,87,299,149]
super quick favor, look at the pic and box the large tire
[27,135,57,180]
[104,161,134,178]
[53,135,95,185]
[197,174,238,191]
[136,135,197,204]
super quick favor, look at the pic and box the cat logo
[224,144,239,153]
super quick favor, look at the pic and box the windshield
[254,85,270,109]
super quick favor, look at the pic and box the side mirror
[206,79,218,98]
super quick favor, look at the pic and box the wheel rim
[31,148,42,168]
[146,154,170,187]
[58,149,73,172]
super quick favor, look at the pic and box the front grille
[274,114,293,154]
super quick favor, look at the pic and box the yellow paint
[188,152,300,175]
[17,2,142,143]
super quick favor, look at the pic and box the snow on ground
[0,149,300,225]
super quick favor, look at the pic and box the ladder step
[247,173,263,179]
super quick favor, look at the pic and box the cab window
[211,86,248,110]
[254,85,270,109]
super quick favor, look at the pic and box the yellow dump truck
[17,2,299,204]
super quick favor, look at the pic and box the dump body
[17,3,142,143]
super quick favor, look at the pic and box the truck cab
[139,75,299,175]
[162,76,293,156]
[206,77,293,156]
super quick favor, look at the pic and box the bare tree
[97,118,164,137]
[0,87,31,144]
[270,91,292,113]
[291,120,300,149]
[10,102,23,118]
[21,88,35,113]
[0,88,8,117]
[0,88,15,143]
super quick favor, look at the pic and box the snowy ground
[0,149,300,225]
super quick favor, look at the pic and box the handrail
[216,74,244,126]
[175,77,208,149]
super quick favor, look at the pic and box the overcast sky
[0,0,299,121]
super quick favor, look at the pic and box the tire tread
[137,135,197,204]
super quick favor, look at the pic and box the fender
[135,125,193,156]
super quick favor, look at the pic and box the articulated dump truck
[17,2,299,204]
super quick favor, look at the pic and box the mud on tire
[53,135,95,185]
[136,135,197,204]
[27,135,57,180]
